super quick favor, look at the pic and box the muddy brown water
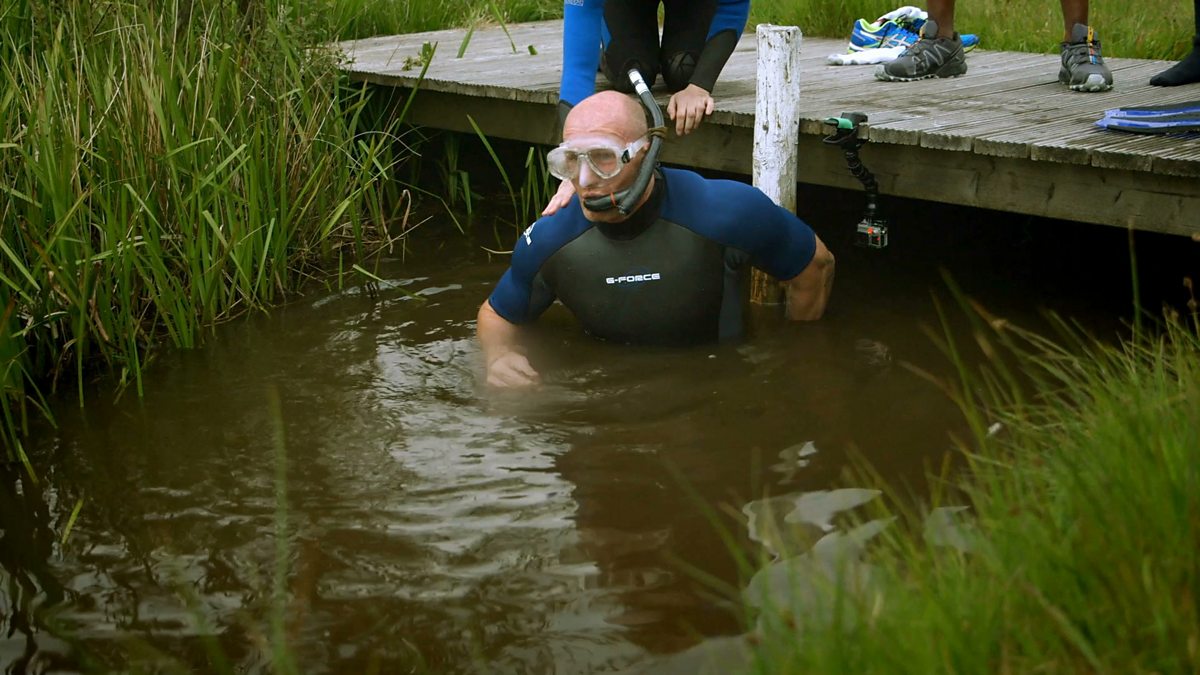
[3,194,1195,673]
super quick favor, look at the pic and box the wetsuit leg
[658,0,717,91]
[1150,0,1200,86]
[602,0,662,92]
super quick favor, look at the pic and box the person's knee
[603,52,658,91]
[661,50,698,91]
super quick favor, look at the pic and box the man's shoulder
[512,202,592,266]
[662,166,767,194]
[661,168,778,222]
[659,168,808,256]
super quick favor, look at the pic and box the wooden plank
[337,23,1200,237]
[400,88,561,146]
[911,60,1160,154]
[397,87,1200,237]
[857,51,1064,147]
[859,145,1200,237]
[990,63,1200,163]
[1152,141,1200,177]
[1031,118,1200,166]
[1090,134,1177,171]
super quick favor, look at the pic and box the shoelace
[1087,26,1101,64]
[1068,26,1103,65]
[880,26,919,49]
[903,36,937,58]
[1065,39,1102,66]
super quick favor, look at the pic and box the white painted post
[751,24,802,305]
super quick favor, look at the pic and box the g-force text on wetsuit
[605,273,662,285]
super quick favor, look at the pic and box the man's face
[562,132,647,224]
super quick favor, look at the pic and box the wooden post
[751,24,802,305]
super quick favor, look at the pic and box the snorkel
[582,69,666,216]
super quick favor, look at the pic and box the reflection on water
[2,208,1148,673]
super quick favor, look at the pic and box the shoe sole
[874,64,968,82]
[1060,71,1113,92]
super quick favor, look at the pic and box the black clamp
[822,112,888,249]
[821,111,870,152]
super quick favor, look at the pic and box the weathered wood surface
[750,24,802,305]
[336,20,1200,237]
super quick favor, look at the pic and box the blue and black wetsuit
[559,0,750,113]
[487,168,816,345]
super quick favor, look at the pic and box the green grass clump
[750,0,1194,60]
[748,302,1200,673]
[332,0,1195,60]
[0,0,408,456]
[328,0,559,41]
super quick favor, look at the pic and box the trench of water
[3,151,1198,672]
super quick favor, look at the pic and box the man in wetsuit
[544,0,750,216]
[478,91,835,388]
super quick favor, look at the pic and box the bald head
[563,91,647,144]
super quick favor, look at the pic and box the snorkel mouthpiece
[583,69,665,215]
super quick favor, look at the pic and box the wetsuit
[558,0,750,113]
[487,168,817,345]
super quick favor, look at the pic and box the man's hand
[486,351,541,388]
[542,179,576,216]
[784,235,835,321]
[478,300,540,388]
[667,84,715,136]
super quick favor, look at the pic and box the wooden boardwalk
[336,21,1200,237]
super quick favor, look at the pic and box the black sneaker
[1059,23,1113,92]
[874,19,967,82]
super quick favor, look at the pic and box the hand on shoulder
[542,180,577,216]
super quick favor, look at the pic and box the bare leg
[1060,0,1089,40]
[926,0,956,37]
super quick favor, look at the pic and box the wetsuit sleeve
[753,201,820,281]
[488,211,587,325]
[488,236,557,325]
[736,188,817,280]
[666,169,816,280]
[691,0,749,92]
[559,0,605,108]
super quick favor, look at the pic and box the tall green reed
[0,0,408,458]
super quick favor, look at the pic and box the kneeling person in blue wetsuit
[477,91,835,387]
[544,0,750,216]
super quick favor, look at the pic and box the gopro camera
[855,219,888,249]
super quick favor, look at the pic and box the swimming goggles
[546,137,648,181]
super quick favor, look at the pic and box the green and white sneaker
[874,19,967,82]
[1060,23,1113,92]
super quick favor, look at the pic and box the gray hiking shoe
[1059,23,1113,92]
[874,19,967,82]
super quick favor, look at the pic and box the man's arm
[783,234,835,320]
[689,0,750,92]
[477,300,540,387]
[667,0,749,135]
